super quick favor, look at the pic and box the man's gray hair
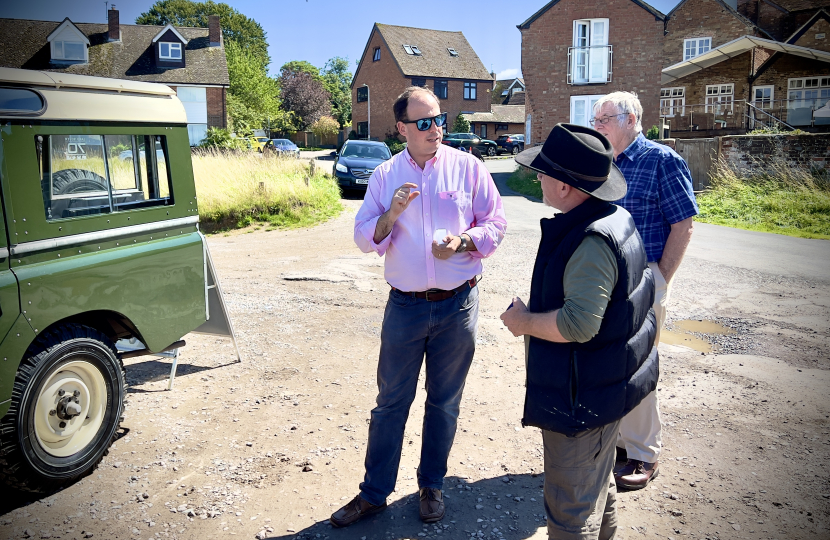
[593,92,643,133]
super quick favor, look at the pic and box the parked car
[248,136,270,153]
[331,140,392,191]
[267,138,300,158]
[441,132,499,157]
[118,143,166,163]
[0,67,238,493]
[495,134,525,155]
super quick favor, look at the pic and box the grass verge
[506,166,542,200]
[193,149,342,233]
[696,160,830,240]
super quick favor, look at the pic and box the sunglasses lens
[416,118,431,131]
[435,113,447,127]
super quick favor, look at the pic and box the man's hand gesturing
[389,182,420,218]
[373,182,420,244]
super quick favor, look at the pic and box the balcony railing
[567,45,613,85]
[662,98,830,133]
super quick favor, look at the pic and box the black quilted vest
[523,197,659,436]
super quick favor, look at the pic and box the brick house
[351,23,494,140]
[660,0,830,135]
[0,7,229,145]
[461,105,527,139]
[518,0,665,145]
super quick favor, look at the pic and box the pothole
[662,317,757,354]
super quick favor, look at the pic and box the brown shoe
[419,488,445,523]
[614,459,659,490]
[330,495,386,528]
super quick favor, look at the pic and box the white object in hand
[433,228,449,245]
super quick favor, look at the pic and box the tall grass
[192,150,342,233]
[506,166,543,200]
[697,159,830,239]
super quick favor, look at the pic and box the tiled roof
[462,105,525,124]
[0,18,229,86]
[375,23,492,80]
[503,91,526,106]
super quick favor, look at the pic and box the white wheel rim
[34,360,108,457]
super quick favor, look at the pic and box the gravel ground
[1,170,828,540]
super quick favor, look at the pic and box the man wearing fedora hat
[501,123,658,539]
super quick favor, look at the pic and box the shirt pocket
[435,191,470,235]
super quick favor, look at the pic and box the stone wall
[720,132,830,173]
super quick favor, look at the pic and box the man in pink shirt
[330,87,506,527]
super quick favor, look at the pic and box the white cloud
[495,68,521,80]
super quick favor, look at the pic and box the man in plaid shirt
[592,92,699,490]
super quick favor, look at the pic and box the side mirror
[330,151,337,157]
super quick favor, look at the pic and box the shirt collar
[617,133,648,163]
[402,144,443,171]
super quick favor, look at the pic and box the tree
[452,114,470,134]
[492,81,506,104]
[280,60,322,81]
[136,0,270,67]
[321,57,353,129]
[310,116,340,141]
[279,69,331,131]
[225,41,289,134]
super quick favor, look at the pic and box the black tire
[51,169,108,195]
[0,325,126,493]
[487,146,496,157]
[511,146,519,155]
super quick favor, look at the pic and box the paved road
[485,158,830,283]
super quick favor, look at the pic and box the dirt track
[1,176,828,540]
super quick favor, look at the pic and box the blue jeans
[359,284,479,506]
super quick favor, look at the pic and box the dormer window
[47,18,90,64]
[159,42,182,60]
[53,40,86,61]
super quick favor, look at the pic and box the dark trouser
[542,420,619,540]
[358,285,479,506]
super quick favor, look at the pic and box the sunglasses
[401,112,447,131]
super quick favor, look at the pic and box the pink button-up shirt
[354,145,507,292]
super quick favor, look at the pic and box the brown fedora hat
[515,123,627,202]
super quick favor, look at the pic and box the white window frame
[52,40,87,62]
[571,18,609,84]
[788,76,830,108]
[660,87,685,117]
[752,85,774,109]
[705,83,734,113]
[684,37,712,61]
[570,95,605,128]
[159,42,182,60]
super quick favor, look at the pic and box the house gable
[46,18,90,64]
[517,0,665,29]
[787,8,830,50]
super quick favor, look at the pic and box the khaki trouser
[542,421,620,540]
[617,261,671,463]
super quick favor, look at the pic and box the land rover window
[0,87,45,116]
[39,134,173,220]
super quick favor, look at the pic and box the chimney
[108,5,120,42]
[209,15,221,47]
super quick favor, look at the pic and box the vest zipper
[570,349,579,416]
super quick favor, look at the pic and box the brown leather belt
[392,276,478,302]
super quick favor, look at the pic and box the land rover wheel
[0,325,125,493]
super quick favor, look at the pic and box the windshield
[340,144,391,160]
[272,139,293,145]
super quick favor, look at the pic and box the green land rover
[0,68,237,492]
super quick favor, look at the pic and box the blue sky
[2,0,683,79]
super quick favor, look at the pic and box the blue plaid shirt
[613,134,698,262]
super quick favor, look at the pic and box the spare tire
[51,169,108,195]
